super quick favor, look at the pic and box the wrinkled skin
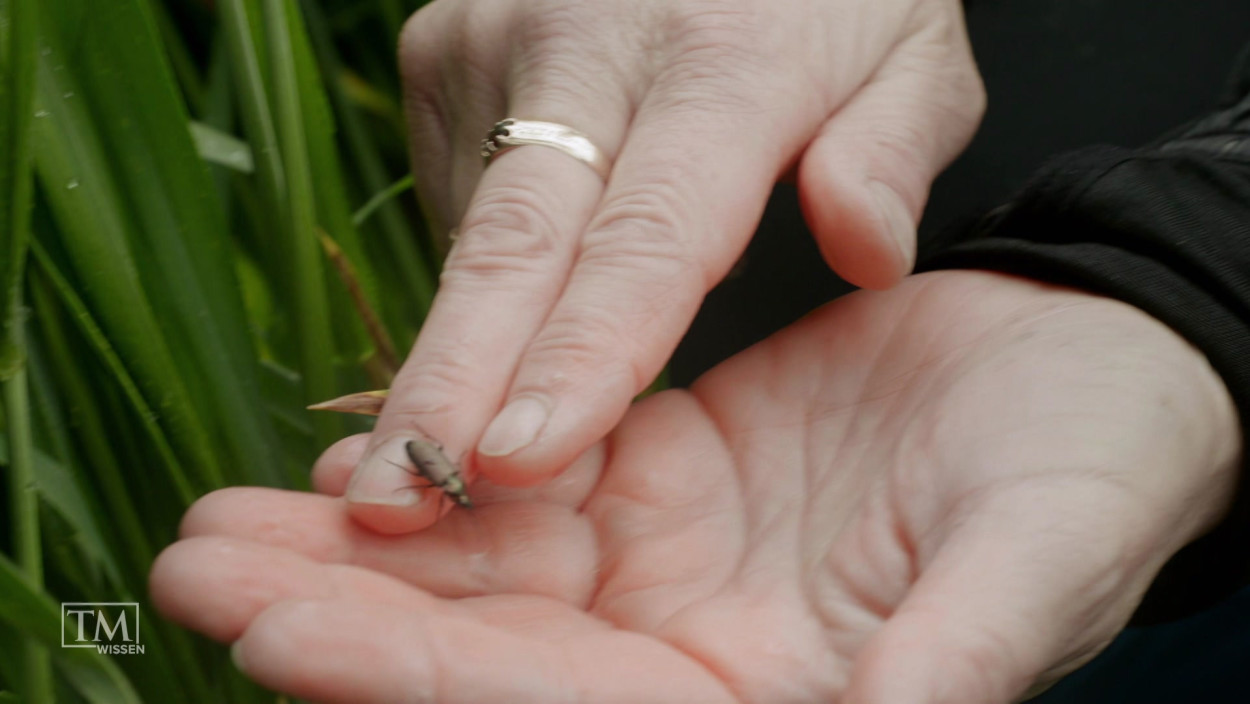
[153,271,1240,704]
[346,0,986,531]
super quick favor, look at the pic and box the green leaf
[0,435,123,590]
[27,274,212,700]
[190,121,255,173]
[6,0,445,698]
[0,0,37,375]
[218,0,291,327]
[30,242,191,502]
[34,0,285,488]
[264,0,341,447]
[31,29,218,498]
[143,0,206,114]
[302,0,435,336]
[289,3,389,369]
[353,173,414,228]
[1,3,45,687]
[0,555,141,704]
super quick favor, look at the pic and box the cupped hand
[346,0,986,531]
[153,271,1238,703]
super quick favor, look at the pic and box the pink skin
[152,271,1240,704]
[344,0,986,530]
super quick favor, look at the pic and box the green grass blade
[0,405,124,591]
[25,268,160,576]
[64,0,284,487]
[0,555,141,704]
[5,0,450,698]
[302,0,436,328]
[190,121,255,173]
[0,0,36,372]
[266,0,341,447]
[27,270,214,700]
[3,353,53,703]
[2,0,50,698]
[353,172,414,227]
[36,0,287,490]
[143,0,205,114]
[24,338,126,597]
[30,55,220,497]
[29,236,196,503]
[219,0,287,212]
[288,0,395,374]
[218,0,293,338]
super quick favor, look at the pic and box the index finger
[472,85,811,482]
[345,106,624,534]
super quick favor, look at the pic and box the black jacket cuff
[919,144,1250,624]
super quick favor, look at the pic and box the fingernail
[868,180,916,271]
[478,396,549,457]
[345,435,424,506]
[230,640,247,672]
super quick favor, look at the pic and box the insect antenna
[384,456,417,477]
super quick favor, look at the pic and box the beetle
[309,394,473,509]
[389,438,473,510]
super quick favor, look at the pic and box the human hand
[345,0,986,531]
[154,271,1239,703]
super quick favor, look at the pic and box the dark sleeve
[917,138,1250,625]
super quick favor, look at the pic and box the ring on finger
[480,118,611,181]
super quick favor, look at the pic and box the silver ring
[480,119,611,181]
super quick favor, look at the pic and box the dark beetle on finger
[308,393,473,510]
[402,439,473,509]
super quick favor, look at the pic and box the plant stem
[265,0,339,446]
[301,0,436,318]
[5,324,52,704]
[3,0,52,696]
[319,230,399,377]
[351,172,414,228]
[218,0,287,220]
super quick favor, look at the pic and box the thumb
[844,486,1161,704]
[799,19,984,290]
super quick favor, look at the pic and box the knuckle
[899,6,988,145]
[509,6,638,118]
[514,3,596,52]
[398,340,487,409]
[656,4,773,92]
[953,64,988,130]
[579,233,701,300]
[594,170,689,230]
[663,2,758,53]
[443,186,567,282]
[511,61,620,122]
[587,182,709,286]
[648,79,767,122]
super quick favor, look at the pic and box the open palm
[151,270,1238,704]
